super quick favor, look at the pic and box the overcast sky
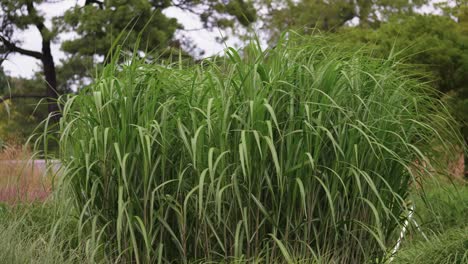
[2,0,448,78]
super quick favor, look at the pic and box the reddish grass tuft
[0,142,52,204]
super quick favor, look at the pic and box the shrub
[46,35,460,263]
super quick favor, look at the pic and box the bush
[46,35,460,263]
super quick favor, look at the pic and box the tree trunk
[41,39,60,121]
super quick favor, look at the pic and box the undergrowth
[394,179,468,264]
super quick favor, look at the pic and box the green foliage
[61,2,179,57]
[340,15,468,94]
[339,15,468,153]
[260,0,429,40]
[394,226,468,264]
[0,197,83,264]
[56,55,95,92]
[223,0,257,27]
[0,77,49,143]
[43,34,460,263]
[0,0,59,41]
[61,0,257,58]
[412,181,468,236]
[2,0,257,98]
[57,0,258,93]
[394,178,468,264]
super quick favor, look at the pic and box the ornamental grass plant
[41,34,461,263]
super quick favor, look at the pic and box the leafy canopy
[61,0,257,58]
[259,0,429,40]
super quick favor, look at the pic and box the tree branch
[0,94,47,104]
[171,1,204,16]
[25,1,48,39]
[84,0,104,9]
[0,35,43,60]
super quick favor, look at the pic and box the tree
[338,14,468,175]
[0,75,49,142]
[0,66,7,95]
[259,0,429,40]
[341,15,468,92]
[60,0,257,81]
[0,0,257,146]
[0,0,257,117]
[0,0,61,119]
[61,1,179,59]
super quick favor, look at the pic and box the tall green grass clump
[50,34,460,263]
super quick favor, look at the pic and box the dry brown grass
[0,142,52,204]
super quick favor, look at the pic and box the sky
[2,0,449,78]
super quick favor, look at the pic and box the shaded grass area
[395,226,468,264]
[414,180,468,234]
[394,179,468,264]
[0,199,84,263]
